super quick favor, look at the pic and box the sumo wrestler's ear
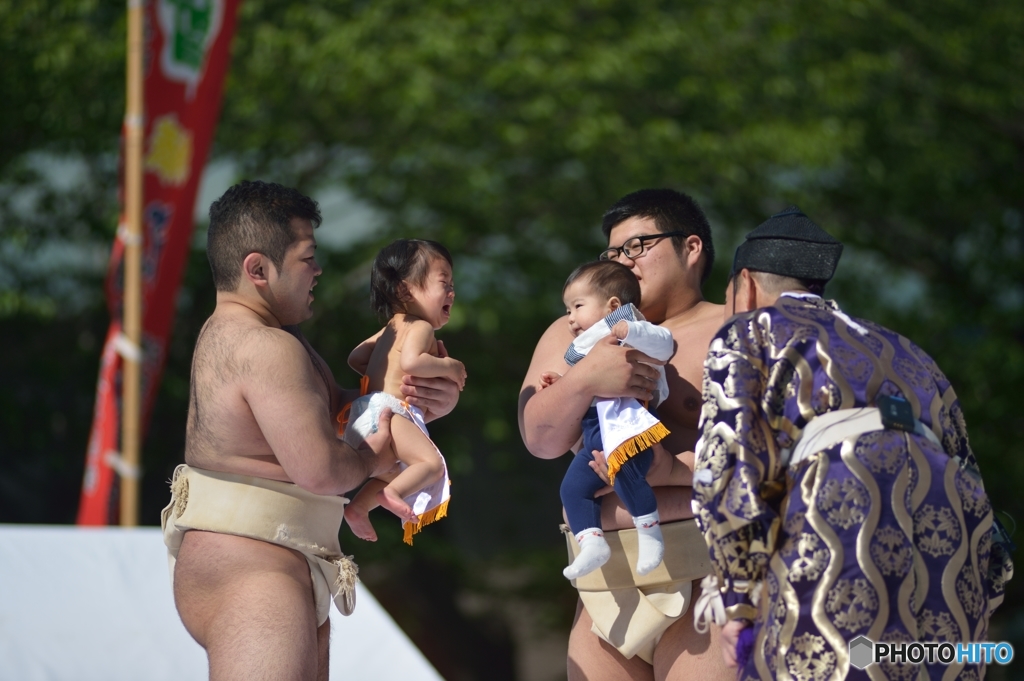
[682,235,703,267]
[738,268,759,311]
[242,252,272,287]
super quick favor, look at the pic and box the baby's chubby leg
[377,416,445,523]
[561,451,611,580]
[564,529,611,580]
[565,524,610,577]
[612,449,664,575]
[632,510,664,576]
[344,478,388,542]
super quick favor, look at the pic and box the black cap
[731,206,843,281]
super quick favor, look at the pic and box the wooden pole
[120,0,145,527]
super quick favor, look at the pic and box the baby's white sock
[563,528,611,580]
[633,511,664,576]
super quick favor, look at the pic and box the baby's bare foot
[377,487,418,523]
[344,505,378,542]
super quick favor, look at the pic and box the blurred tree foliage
[2,1,1022,679]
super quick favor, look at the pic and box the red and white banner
[78,0,241,524]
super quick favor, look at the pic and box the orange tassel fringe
[402,497,450,546]
[337,375,371,436]
[606,422,671,485]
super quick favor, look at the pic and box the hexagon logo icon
[849,636,874,670]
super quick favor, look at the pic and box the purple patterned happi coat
[693,293,1012,681]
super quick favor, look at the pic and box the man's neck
[658,286,706,325]
[778,290,817,300]
[215,292,282,328]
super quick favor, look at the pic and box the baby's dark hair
[370,239,453,319]
[563,261,641,307]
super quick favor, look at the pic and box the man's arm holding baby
[587,443,693,488]
[520,317,664,460]
[398,340,459,421]
[246,329,396,494]
[335,380,459,424]
[399,376,458,422]
[582,444,695,531]
[556,319,684,490]
[400,320,466,389]
[334,326,460,424]
[524,318,695,529]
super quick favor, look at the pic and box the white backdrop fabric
[0,525,442,681]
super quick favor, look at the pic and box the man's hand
[720,619,748,668]
[588,443,692,497]
[398,339,462,417]
[399,375,460,420]
[580,335,664,402]
[586,450,616,497]
[359,408,398,478]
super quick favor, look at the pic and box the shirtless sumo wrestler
[172,181,459,681]
[518,189,731,681]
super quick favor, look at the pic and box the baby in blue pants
[542,261,675,580]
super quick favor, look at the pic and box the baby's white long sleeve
[621,321,674,362]
[563,305,674,405]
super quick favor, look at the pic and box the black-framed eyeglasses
[599,231,688,261]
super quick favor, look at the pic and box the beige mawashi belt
[561,519,712,662]
[161,464,357,624]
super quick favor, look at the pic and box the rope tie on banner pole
[105,451,142,480]
[114,333,143,363]
[117,222,143,246]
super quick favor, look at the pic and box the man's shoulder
[537,314,575,350]
[207,312,294,344]
[663,301,726,340]
[520,315,574,392]
[200,310,305,367]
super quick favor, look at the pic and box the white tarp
[0,525,442,681]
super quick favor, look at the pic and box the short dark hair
[563,261,641,307]
[601,188,715,285]
[207,180,322,291]
[728,270,827,297]
[370,239,453,320]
